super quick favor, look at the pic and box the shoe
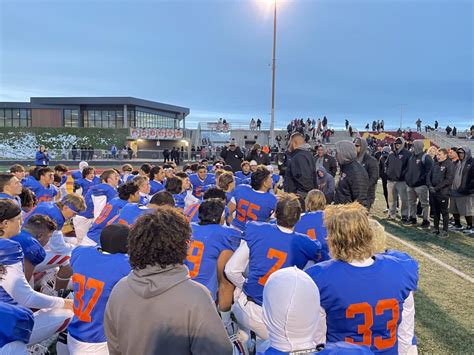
[451,224,464,231]
[409,217,418,225]
[431,229,440,235]
[462,227,474,235]
[439,231,449,238]
[400,216,409,223]
[420,220,430,229]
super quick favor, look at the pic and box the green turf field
[371,185,474,354]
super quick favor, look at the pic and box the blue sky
[0,0,472,130]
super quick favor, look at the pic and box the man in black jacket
[246,144,270,165]
[427,148,455,237]
[220,140,244,172]
[283,132,317,197]
[385,137,412,221]
[334,140,369,207]
[449,146,473,235]
[314,145,337,177]
[354,137,379,210]
[405,140,433,228]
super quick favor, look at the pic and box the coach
[354,137,379,209]
[284,132,317,197]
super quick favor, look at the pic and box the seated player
[75,167,100,196]
[19,187,37,219]
[73,170,120,245]
[11,215,56,282]
[176,172,200,208]
[0,199,73,346]
[110,191,175,226]
[0,301,34,354]
[119,164,133,185]
[149,166,165,195]
[235,160,252,181]
[128,163,152,182]
[294,189,329,261]
[306,203,418,354]
[165,176,186,210]
[24,194,86,292]
[85,181,140,246]
[9,164,26,183]
[185,188,227,223]
[71,161,89,182]
[131,175,151,205]
[30,167,58,203]
[225,194,321,341]
[54,164,69,198]
[217,171,236,204]
[0,173,23,207]
[68,224,131,354]
[189,164,216,198]
[261,267,372,355]
[185,199,241,335]
[229,165,277,231]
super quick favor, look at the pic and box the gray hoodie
[335,140,357,166]
[354,137,369,164]
[104,264,232,355]
[412,140,424,156]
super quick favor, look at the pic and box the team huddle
[0,141,419,354]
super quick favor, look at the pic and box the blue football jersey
[0,238,24,304]
[76,176,100,196]
[294,211,329,262]
[79,183,117,219]
[111,203,154,226]
[235,171,252,181]
[262,342,373,354]
[189,174,216,198]
[23,202,66,230]
[21,176,38,190]
[0,303,34,347]
[243,222,321,305]
[173,193,185,210]
[71,170,82,181]
[306,253,418,355]
[150,180,165,195]
[231,185,277,231]
[30,183,57,204]
[185,223,241,300]
[87,198,129,244]
[0,193,21,207]
[69,246,131,343]
[11,230,46,266]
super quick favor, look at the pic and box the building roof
[1,96,190,118]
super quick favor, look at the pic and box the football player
[229,165,277,231]
[68,224,131,354]
[189,165,216,198]
[225,194,321,340]
[306,203,418,354]
[294,189,329,262]
[0,173,23,207]
[29,167,58,204]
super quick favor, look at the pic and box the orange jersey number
[72,274,105,323]
[306,228,317,240]
[236,199,261,222]
[94,204,113,225]
[187,240,205,278]
[258,248,288,286]
[345,299,399,350]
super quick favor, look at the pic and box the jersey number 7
[72,274,105,323]
[345,299,399,350]
[258,248,287,286]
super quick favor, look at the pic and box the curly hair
[128,206,192,270]
[324,202,374,262]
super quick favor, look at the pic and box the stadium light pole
[269,0,277,147]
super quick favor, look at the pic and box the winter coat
[427,158,455,196]
[284,144,317,196]
[220,146,244,172]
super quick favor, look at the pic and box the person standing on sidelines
[35,145,50,167]
[354,137,379,210]
[405,140,433,228]
[427,148,455,237]
[385,137,412,222]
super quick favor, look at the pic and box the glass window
[64,109,79,128]
[20,109,27,119]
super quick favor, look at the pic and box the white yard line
[387,232,474,284]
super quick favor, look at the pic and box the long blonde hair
[324,202,374,262]
[305,189,327,212]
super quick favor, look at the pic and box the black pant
[382,177,389,208]
[430,193,449,231]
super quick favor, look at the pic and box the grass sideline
[371,186,474,354]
